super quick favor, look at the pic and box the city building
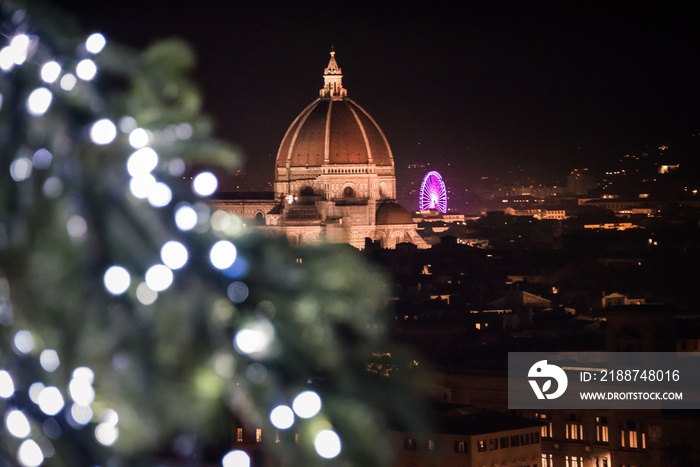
[214,51,427,250]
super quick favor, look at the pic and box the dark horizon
[56,1,700,196]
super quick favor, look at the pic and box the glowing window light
[148,182,172,208]
[222,450,250,467]
[292,391,322,419]
[13,330,35,354]
[145,264,173,292]
[161,241,188,270]
[128,128,149,148]
[89,119,117,145]
[17,439,44,467]
[85,33,106,54]
[127,147,158,176]
[174,205,198,231]
[60,73,76,91]
[37,386,64,415]
[76,59,97,80]
[314,429,342,459]
[0,370,15,398]
[26,87,52,116]
[39,349,60,372]
[192,171,218,197]
[40,61,61,83]
[418,171,448,213]
[210,240,237,270]
[269,405,294,430]
[6,409,31,438]
[103,266,130,295]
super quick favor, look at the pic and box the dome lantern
[320,49,347,99]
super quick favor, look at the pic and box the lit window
[536,412,552,438]
[236,428,243,443]
[256,429,262,443]
[566,414,583,441]
[427,439,434,451]
[477,439,486,452]
[595,416,609,443]
[542,453,553,467]
[404,438,417,451]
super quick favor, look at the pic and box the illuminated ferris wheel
[418,171,447,213]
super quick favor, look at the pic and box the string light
[26,87,52,116]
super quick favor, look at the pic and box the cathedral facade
[213,51,427,250]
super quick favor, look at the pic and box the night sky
[53,1,700,195]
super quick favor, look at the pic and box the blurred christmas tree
[0,1,429,466]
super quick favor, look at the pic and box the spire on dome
[320,48,347,99]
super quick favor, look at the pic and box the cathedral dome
[275,98,394,169]
[376,201,413,225]
[274,51,397,203]
[275,50,394,171]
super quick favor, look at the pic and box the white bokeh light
[136,282,158,305]
[85,33,106,54]
[161,241,188,270]
[95,423,119,446]
[6,410,31,438]
[40,61,61,83]
[13,330,35,354]
[175,205,198,231]
[222,450,250,467]
[210,240,237,270]
[76,58,97,80]
[0,370,15,398]
[148,182,172,208]
[192,171,218,197]
[128,128,149,148]
[314,429,342,459]
[26,87,52,116]
[292,391,322,419]
[10,157,32,182]
[68,378,95,406]
[39,349,60,372]
[104,266,130,295]
[37,386,65,416]
[73,367,95,384]
[234,320,275,358]
[17,439,44,467]
[145,264,173,292]
[269,405,294,430]
[129,173,157,199]
[60,73,77,91]
[126,147,158,176]
[90,118,117,145]
[71,403,93,425]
